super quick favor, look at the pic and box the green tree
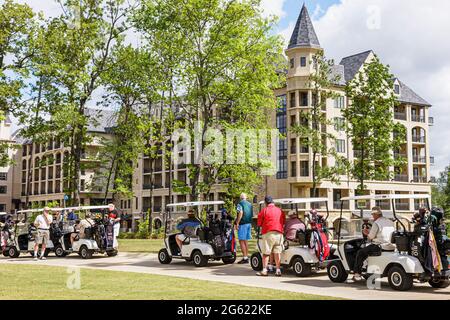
[0,0,36,166]
[432,165,450,213]
[134,0,283,202]
[342,56,407,193]
[291,52,346,197]
[27,0,129,205]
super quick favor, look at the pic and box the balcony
[394,152,407,160]
[413,155,427,163]
[413,176,427,183]
[394,112,407,121]
[290,145,297,154]
[411,114,425,123]
[394,174,409,182]
[412,136,426,143]
[333,201,349,210]
[395,202,410,211]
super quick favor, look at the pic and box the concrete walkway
[2,252,450,300]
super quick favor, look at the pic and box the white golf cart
[327,194,450,291]
[158,201,236,267]
[250,198,333,277]
[2,208,55,258]
[52,205,119,259]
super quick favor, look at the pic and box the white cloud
[260,0,286,18]
[280,0,450,176]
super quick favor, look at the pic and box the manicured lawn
[0,264,337,300]
[118,239,258,255]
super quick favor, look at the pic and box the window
[0,186,7,194]
[300,57,307,67]
[290,58,295,69]
[290,92,296,108]
[291,161,297,177]
[336,139,346,153]
[300,92,308,107]
[0,204,5,212]
[394,84,400,95]
[300,161,309,177]
[334,96,345,109]
[334,118,345,131]
[0,173,7,181]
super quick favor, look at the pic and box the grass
[0,264,337,300]
[118,239,258,255]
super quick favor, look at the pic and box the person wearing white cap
[33,206,53,261]
[353,206,395,281]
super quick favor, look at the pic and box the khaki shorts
[261,232,284,255]
[35,230,50,245]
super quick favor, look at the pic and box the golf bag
[309,218,330,262]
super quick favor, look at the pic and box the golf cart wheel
[250,252,263,271]
[8,247,19,258]
[3,250,10,257]
[80,245,93,259]
[55,245,67,258]
[291,257,312,277]
[106,250,118,257]
[429,278,450,289]
[327,261,348,283]
[192,250,208,267]
[158,249,172,264]
[222,252,237,265]
[387,266,413,291]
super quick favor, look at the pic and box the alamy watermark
[172,122,279,176]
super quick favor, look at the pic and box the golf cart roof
[0,212,7,216]
[340,194,431,201]
[166,201,224,208]
[17,205,110,214]
[59,205,110,211]
[259,198,329,205]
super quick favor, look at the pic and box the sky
[7,0,450,177]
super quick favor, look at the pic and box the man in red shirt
[257,196,285,277]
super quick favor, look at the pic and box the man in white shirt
[353,206,395,281]
[33,207,53,261]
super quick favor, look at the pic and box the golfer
[33,207,53,261]
[235,193,254,264]
[108,204,121,248]
[256,196,285,277]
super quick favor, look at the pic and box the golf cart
[158,201,236,267]
[2,208,55,258]
[327,194,450,291]
[51,206,119,259]
[250,198,333,277]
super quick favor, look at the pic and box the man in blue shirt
[235,193,254,264]
[175,210,201,253]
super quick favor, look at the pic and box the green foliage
[133,0,284,200]
[136,216,151,239]
[432,165,450,214]
[342,56,407,191]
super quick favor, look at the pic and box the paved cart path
[1,252,450,300]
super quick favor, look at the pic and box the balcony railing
[394,174,409,182]
[394,112,407,120]
[395,202,410,211]
[412,136,426,143]
[413,155,427,163]
[394,153,407,160]
[413,176,427,183]
[411,114,425,123]
[333,201,349,210]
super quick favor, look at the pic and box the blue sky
[280,0,338,26]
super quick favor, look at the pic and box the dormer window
[394,84,400,95]
[300,57,307,67]
[290,58,295,69]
